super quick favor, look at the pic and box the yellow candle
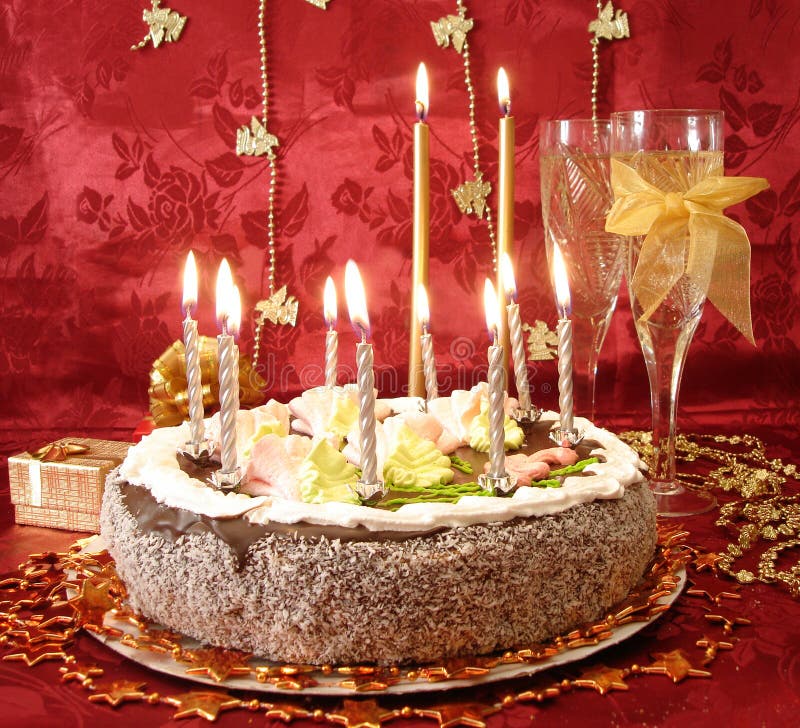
[409,62,430,398]
[496,67,514,367]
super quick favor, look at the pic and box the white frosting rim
[119,408,645,531]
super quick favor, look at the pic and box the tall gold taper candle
[345,261,383,498]
[483,279,506,478]
[552,246,574,433]
[496,68,514,365]
[182,251,206,449]
[214,259,242,489]
[499,253,531,411]
[323,276,338,388]
[416,283,438,401]
[409,62,430,398]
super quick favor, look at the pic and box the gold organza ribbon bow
[605,158,769,344]
[31,442,90,462]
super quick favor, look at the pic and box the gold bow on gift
[605,158,769,344]
[31,442,90,462]
[149,338,266,427]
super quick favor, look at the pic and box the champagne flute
[540,119,626,422]
[610,109,721,517]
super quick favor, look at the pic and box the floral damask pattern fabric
[1,0,798,466]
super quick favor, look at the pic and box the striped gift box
[9,437,131,532]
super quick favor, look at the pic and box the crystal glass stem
[636,310,701,491]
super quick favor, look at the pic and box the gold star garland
[431,1,499,273]
[587,1,630,121]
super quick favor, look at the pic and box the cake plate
[76,536,686,697]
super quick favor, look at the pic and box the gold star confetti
[696,635,736,665]
[414,703,498,728]
[164,691,242,721]
[88,680,147,707]
[3,647,67,666]
[327,699,401,728]
[573,664,629,695]
[264,702,312,721]
[640,649,712,683]
[59,660,104,683]
[67,577,117,629]
[687,581,743,605]
[703,608,752,635]
[693,551,724,572]
[183,647,253,682]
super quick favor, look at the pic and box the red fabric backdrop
[1,0,798,470]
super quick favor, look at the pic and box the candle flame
[416,283,430,330]
[483,278,500,341]
[216,258,234,327]
[345,260,370,339]
[499,252,517,301]
[182,250,198,312]
[415,62,429,121]
[323,276,338,328]
[497,67,511,116]
[552,244,572,317]
[229,285,242,338]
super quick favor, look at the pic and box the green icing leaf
[383,425,454,488]
[326,393,359,439]
[467,402,524,453]
[298,438,360,505]
[528,457,599,488]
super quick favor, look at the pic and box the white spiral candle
[421,330,438,400]
[488,342,506,477]
[183,316,205,445]
[506,301,531,411]
[356,340,378,484]
[325,329,338,388]
[217,333,238,472]
[557,317,574,433]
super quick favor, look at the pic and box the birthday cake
[100,385,656,666]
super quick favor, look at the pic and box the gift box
[9,437,132,532]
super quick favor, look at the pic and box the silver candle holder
[478,472,517,495]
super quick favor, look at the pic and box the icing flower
[297,439,359,505]
[468,401,524,453]
[383,425,454,488]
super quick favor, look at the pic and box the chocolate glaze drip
[119,418,602,568]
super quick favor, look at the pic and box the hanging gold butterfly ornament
[131,1,188,51]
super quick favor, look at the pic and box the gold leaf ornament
[522,320,558,361]
[236,116,280,158]
[255,285,299,326]
[588,1,630,41]
[451,179,492,218]
[431,12,474,54]
[131,1,187,51]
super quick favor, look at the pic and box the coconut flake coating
[101,471,656,666]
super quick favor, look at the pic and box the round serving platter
[78,536,686,697]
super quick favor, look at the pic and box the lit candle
[182,251,205,448]
[483,279,506,478]
[323,276,338,388]
[409,62,430,398]
[496,67,514,361]
[552,245,574,433]
[215,259,241,480]
[345,261,381,492]
[499,252,531,412]
[417,283,438,401]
